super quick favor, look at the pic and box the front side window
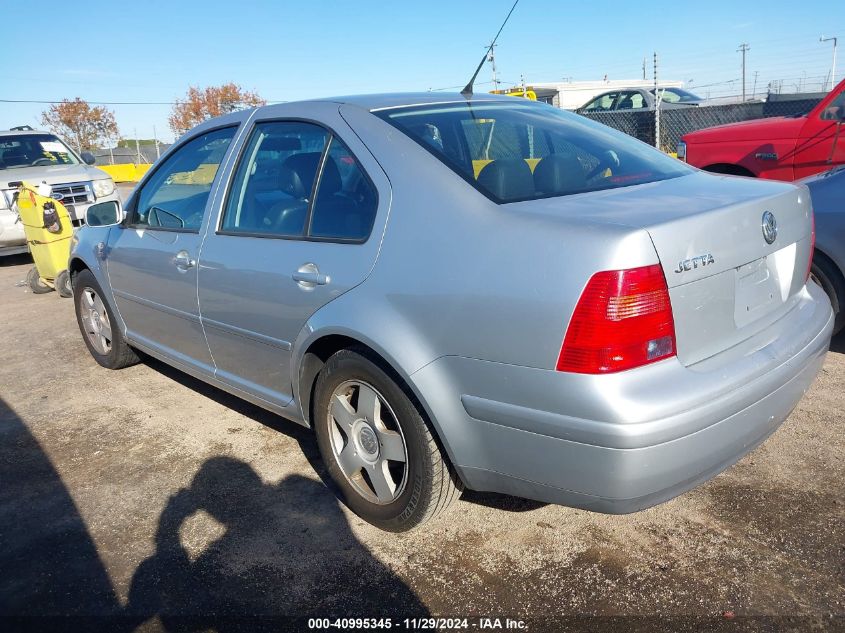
[0,134,79,169]
[376,101,692,203]
[222,121,378,241]
[583,93,617,112]
[821,90,845,121]
[133,126,235,231]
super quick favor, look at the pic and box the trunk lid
[517,171,813,366]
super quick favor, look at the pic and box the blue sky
[1,0,842,142]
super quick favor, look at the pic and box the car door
[794,87,845,179]
[197,103,389,407]
[106,125,239,373]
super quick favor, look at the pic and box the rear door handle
[174,250,196,270]
[292,262,330,288]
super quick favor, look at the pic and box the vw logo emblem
[762,211,777,245]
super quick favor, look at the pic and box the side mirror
[85,200,124,227]
[81,151,96,165]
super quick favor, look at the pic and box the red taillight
[805,210,816,283]
[556,264,676,374]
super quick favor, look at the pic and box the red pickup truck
[678,78,845,180]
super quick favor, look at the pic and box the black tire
[73,268,140,369]
[26,267,52,294]
[811,255,845,336]
[313,349,462,532]
[55,270,72,298]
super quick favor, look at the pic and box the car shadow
[0,253,32,268]
[830,330,845,354]
[2,388,429,630]
[0,396,122,624]
[124,458,429,631]
[140,355,548,515]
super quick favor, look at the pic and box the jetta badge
[674,253,715,273]
[762,211,777,244]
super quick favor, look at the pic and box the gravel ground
[0,253,843,632]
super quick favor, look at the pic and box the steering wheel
[31,158,53,167]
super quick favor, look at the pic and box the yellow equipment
[489,87,538,100]
[15,181,74,297]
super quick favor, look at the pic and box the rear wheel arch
[702,163,757,177]
[296,333,462,479]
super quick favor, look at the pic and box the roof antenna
[461,0,520,97]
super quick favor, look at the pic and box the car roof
[0,128,52,136]
[284,92,520,112]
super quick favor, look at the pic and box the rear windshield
[375,101,691,203]
[0,134,79,169]
[653,88,701,103]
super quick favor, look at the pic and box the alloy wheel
[326,380,408,505]
[80,287,113,355]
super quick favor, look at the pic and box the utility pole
[642,57,647,80]
[738,43,750,101]
[653,52,660,150]
[153,125,160,160]
[821,35,838,91]
[133,127,141,165]
[752,71,759,99]
[487,42,499,91]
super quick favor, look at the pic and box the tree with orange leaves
[168,83,265,136]
[40,98,119,152]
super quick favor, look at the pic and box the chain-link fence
[580,95,824,153]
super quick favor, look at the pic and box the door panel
[197,105,390,406]
[794,88,845,179]
[108,229,211,368]
[106,125,239,372]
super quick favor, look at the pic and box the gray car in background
[805,166,845,335]
[578,87,703,113]
[69,94,832,531]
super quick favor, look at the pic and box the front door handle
[292,262,330,289]
[174,250,196,270]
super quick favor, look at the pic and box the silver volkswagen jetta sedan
[69,94,833,531]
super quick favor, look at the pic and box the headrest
[318,156,342,195]
[533,154,587,196]
[476,159,534,201]
[261,136,301,152]
[282,152,323,198]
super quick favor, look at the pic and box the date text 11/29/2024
[308,617,528,630]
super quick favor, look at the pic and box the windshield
[0,134,80,170]
[652,88,701,103]
[375,101,692,203]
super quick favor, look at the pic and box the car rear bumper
[411,282,833,512]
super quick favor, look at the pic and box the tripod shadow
[125,457,428,631]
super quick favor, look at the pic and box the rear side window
[375,101,691,203]
[309,137,378,240]
[133,126,235,230]
[221,121,329,236]
[222,121,378,242]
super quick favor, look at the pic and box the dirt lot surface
[1,253,843,632]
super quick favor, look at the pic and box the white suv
[0,127,120,256]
